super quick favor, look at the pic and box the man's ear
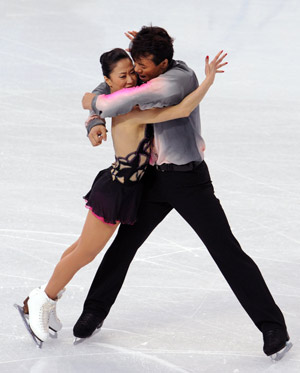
[104,76,112,88]
[160,58,169,72]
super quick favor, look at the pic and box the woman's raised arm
[127,51,227,125]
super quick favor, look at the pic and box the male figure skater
[76,26,290,358]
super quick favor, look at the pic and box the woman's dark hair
[99,48,131,77]
[130,26,174,65]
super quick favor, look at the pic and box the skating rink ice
[1,0,300,372]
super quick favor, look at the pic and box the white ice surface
[1,0,300,372]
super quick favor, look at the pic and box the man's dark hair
[130,26,174,65]
[99,48,131,78]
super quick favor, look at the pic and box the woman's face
[105,58,137,92]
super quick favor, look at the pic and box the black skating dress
[84,125,153,225]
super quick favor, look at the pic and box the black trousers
[83,161,286,332]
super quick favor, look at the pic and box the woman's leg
[60,238,81,260]
[45,211,119,300]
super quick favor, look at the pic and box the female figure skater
[22,48,227,344]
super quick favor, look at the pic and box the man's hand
[82,92,96,110]
[205,51,228,85]
[88,125,107,146]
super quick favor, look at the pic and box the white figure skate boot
[40,284,65,332]
[27,287,56,342]
[23,287,65,333]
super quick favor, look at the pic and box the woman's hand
[124,30,138,52]
[82,92,96,110]
[88,125,107,146]
[124,30,138,41]
[205,51,228,85]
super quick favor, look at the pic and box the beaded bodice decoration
[111,125,153,184]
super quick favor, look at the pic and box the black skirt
[84,167,144,225]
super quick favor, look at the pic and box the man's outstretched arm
[82,65,195,118]
[113,52,228,127]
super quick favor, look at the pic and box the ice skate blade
[73,337,85,345]
[49,328,58,339]
[73,324,102,345]
[270,341,293,362]
[14,303,43,349]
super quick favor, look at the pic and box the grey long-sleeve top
[84,83,110,133]
[90,60,205,165]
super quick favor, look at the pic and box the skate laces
[39,300,55,330]
[50,305,61,323]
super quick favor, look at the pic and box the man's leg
[169,162,286,332]
[73,188,173,337]
[84,200,172,317]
